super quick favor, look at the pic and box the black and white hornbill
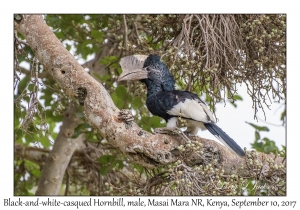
[118,54,245,157]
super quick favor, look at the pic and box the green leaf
[17,55,26,64]
[65,44,71,51]
[100,56,118,66]
[140,116,151,132]
[82,39,94,46]
[86,133,99,143]
[99,165,112,175]
[233,94,243,101]
[132,163,144,173]
[264,145,276,153]
[260,191,267,196]
[117,66,122,74]
[255,131,260,141]
[150,116,161,128]
[51,132,58,141]
[115,160,124,169]
[132,97,143,109]
[230,102,237,108]
[245,179,256,195]
[98,155,123,175]
[72,131,83,139]
[93,73,111,83]
[280,109,286,121]
[251,141,264,152]
[91,29,103,43]
[115,85,126,100]
[75,112,84,118]
[39,136,52,148]
[31,169,41,178]
[246,122,270,131]
[74,123,90,131]
[18,75,31,91]
[72,123,90,138]
[101,74,111,82]
[251,135,279,154]
[111,93,120,108]
[28,84,34,92]
[98,155,115,164]
[41,89,54,107]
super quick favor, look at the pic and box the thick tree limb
[14,143,148,195]
[14,15,285,184]
[35,105,85,195]
[14,15,181,169]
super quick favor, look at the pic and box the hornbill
[118,54,245,157]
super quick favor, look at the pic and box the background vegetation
[14,14,286,195]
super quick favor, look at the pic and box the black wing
[146,90,215,123]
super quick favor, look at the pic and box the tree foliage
[14,14,286,196]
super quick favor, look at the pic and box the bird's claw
[153,128,169,134]
[153,127,191,143]
[118,109,134,123]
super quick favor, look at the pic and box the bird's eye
[145,67,151,71]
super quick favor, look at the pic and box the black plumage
[119,54,245,156]
[146,90,205,122]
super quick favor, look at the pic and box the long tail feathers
[204,123,245,157]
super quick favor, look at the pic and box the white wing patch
[166,117,178,128]
[167,99,216,123]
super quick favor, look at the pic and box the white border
[2,1,299,209]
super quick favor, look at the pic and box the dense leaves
[14,14,286,196]
[247,122,282,155]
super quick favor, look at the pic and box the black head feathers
[143,54,161,68]
[141,54,175,95]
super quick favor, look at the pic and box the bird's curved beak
[118,69,148,82]
[118,55,148,82]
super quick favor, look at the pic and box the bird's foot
[183,131,193,136]
[118,109,134,128]
[118,109,134,122]
[154,127,191,143]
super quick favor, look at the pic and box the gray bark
[15,15,285,195]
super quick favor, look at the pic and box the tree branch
[123,14,128,51]
[35,104,85,195]
[14,142,148,195]
[14,15,285,187]
[14,15,182,169]
[14,144,49,166]
[15,66,50,79]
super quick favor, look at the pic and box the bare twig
[123,14,128,51]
